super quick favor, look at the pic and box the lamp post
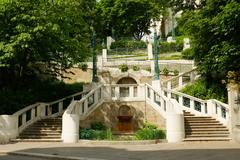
[153,24,160,80]
[171,9,176,40]
[92,30,98,83]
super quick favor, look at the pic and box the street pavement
[0,141,240,160]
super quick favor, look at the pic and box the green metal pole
[92,30,98,82]
[171,10,176,40]
[153,31,160,80]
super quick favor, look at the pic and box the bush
[0,79,83,115]
[173,69,179,76]
[182,48,194,59]
[90,122,106,130]
[135,122,166,140]
[132,65,140,71]
[79,63,88,71]
[180,79,227,103]
[159,41,183,53]
[119,64,129,72]
[162,67,169,76]
[144,67,151,72]
[110,40,146,49]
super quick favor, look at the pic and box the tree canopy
[178,0,240,82]
[0,0,95,80]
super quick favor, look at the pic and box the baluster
[150,89,154,102]
[84,100,88,114]
[22,113,26,126]
[94,90,98,104]
[31,108,35,120]
[201,103,205,114]
[59,101,63,114]
[190,99,194,110]
[179,95,183,106]
[129,86,134,98]
[167,81,171,90]
[179,76,183,88]
[115,86,120,99]
[217,104,221,118]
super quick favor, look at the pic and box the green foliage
[80,122,112,140]
[110,40,146,49]
[96,0,157,40]
[178,0,240,82]
[119,64,129,72]
[132,65,140,71]
[0,0,93,78]
[0,79,83,114]
[180,79,227,103]
[173,69,179,76]
[135,122,166,140]
[90,122,106,130]
[159,42,183,53]
[79,63,88,72]
[145,67,151,72]
[162,67,169,76]
[181,48,194,60]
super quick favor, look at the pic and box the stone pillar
[102,49,107,63]
[0,115,18,143]
[62,113,79,143]
[147,43,153,60]
[107,36,115,50]
[228,84,240,142]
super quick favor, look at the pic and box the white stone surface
[147,43,153,60]
[62,113,79,143]
[107,36,115,50]
[0,115,17,144]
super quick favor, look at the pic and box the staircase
[12,117,62,142]
[183,111,231,141]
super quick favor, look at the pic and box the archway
[117,105,133,133]
[117,77,137,84]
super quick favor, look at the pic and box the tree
[178,0,240,82]
[0,0,94,80]
[96,0,153,40]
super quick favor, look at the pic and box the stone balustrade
[162,68,197,90]
[0,90,88,143]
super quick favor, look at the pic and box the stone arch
[118,105,132,116]
[115,73,140,84]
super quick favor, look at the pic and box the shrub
[162,67,169,76]
[182,48,194,59]
[79,128,113,140]
[132,65,140,71]
[145,67,151,72]
[90,122,106,130]
[79,63,88,71]
[110,40,146,49]
[180,79,227,103]
[135,122,166,140]
[119,64,129,72]
[173,69,179,76]
[159,41,183,53]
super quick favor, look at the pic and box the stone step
[185,131,229,135]
[185,134,229,138]
[11,139,62,142]
[185,125,226,129]
[20,132,61,136]
[183,137,231,142]
[185,128,228,131]
[18,135,61,139]
[184,117,215,120]
[21,130,62,134]
[184,123,222,125]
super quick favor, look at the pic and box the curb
[78,139,167,145]
[10,151,99,160]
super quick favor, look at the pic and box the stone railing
[162,88,229,126]
[161,68,197,90]
[104,84,146,102]
[0,90,88,143]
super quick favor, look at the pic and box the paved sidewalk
[1,141,240,160]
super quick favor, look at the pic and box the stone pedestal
[102,49,107,63]
[147,43,153,60]
[228,84,240,142]
[62,113,79,143]
[152,79,161,91]
[107,36,115,50]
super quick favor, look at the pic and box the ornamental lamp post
[92,29,98,83]
[153,23,160,81]
[151,22,161,90]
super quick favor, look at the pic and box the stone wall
[79,101,166,132]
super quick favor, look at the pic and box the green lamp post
[92,30,98,82]
[153,25,160,80]
[171,9,176,40]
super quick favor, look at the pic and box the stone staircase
[183,111,231,141]
[12,117,62,142]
